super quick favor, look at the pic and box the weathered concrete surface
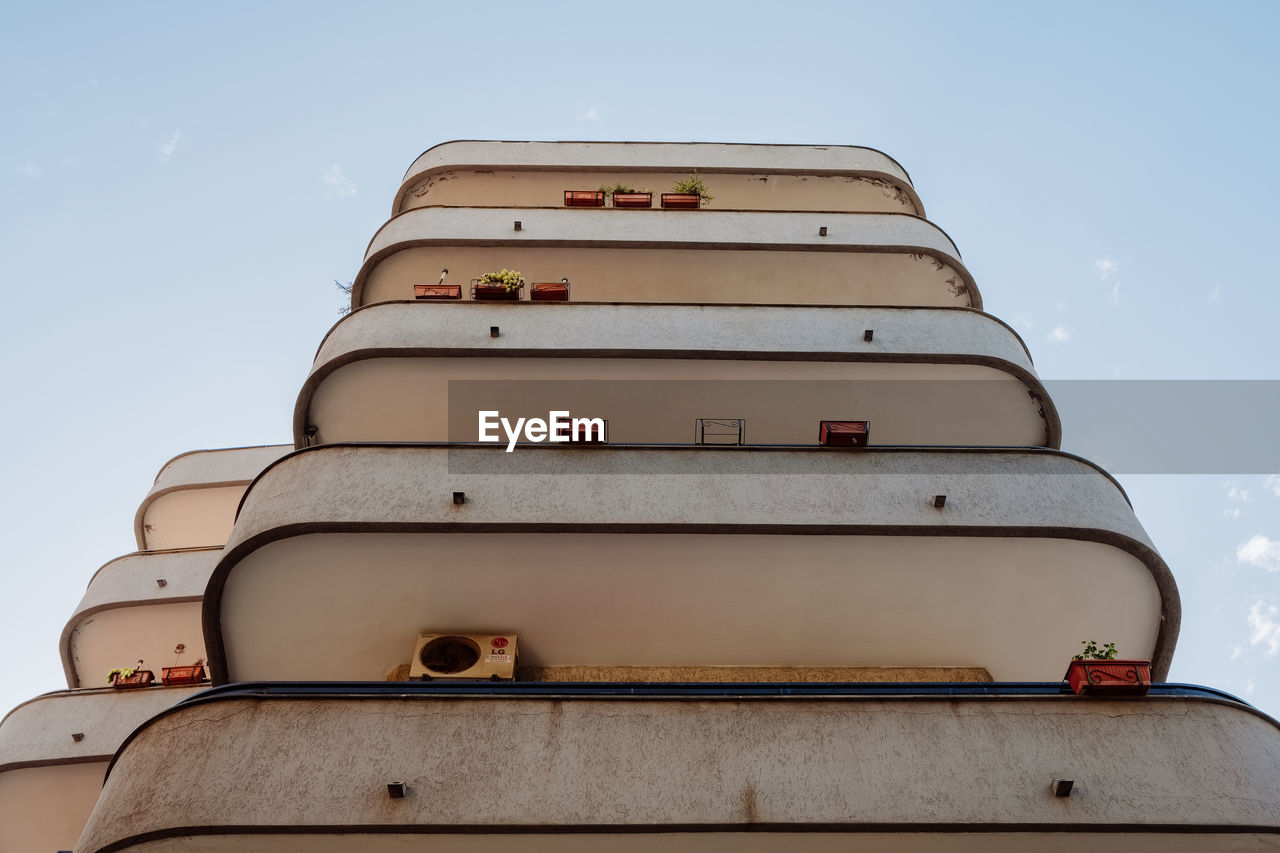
[77,695,1280,851]
[62,548,220,687]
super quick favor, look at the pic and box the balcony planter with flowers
[161,644,208,686]
[1064,641,1151,696]
[471,269,524,301]
[661,173,713,209]
[107,661,154,689]
[602,184,652,209]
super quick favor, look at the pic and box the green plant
[671,172,713,202]
[1073,640,1118,661]
[478,269,525,293]
[599,183,645,195]
[107,660,145,684]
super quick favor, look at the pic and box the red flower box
[1065,660,1151,696]
[818,420,869,447]
[531,282,569,302]
[564,190,605,207]
[472,283,521,301]
[110,670,154,689]
[612,192,652,209]
[661,193,701,209]
[161,665,207,686]
[414,284,461,300]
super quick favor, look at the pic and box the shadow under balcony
[203,445,1177,685]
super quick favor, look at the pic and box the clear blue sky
[1,2,1277,721]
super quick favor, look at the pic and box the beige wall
[68,601,205,689]
[360,246,972,308]
[139,485,246,551]
[305,359,1048,447]
[400,170,920,214]
[220,533,1159,682]
[0,762,105,852]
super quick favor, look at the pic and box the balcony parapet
[77,683,1280,851]
[0,686,205,852]
[297,302,1057,449]
[60,548,220,688]
[134,445,292,551]
[353,208,976,310]
[204,445,1178,684]
[395,140,921,215]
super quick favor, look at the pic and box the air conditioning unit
[409,632,518,681]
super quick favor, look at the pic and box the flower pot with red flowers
[471,269,524,301]
[107,661,154,689]
[161,644,209,686]
[1064,641,1151,696]
[564,190,605,207]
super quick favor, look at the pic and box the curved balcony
[0,686,203,852]
[296,303,1058,449]
[203,445,1177,685]
[134,445,292,550]
[60,548,220,688]
[77,683,1280,852]
[353,209,977,310]
[395,140,922,215]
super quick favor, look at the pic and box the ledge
[395,140,919,214]
[202,445,1178,683]
[78,685,1280,851]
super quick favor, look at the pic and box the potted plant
[161,643,208,686]
[662,172,713,209]
[602,183,651,209]
[1064,640,1151,696]
[107,660,154,689]
[471,269,524,301]
[564,189,605,207]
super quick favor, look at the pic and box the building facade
[3,141,1278,851]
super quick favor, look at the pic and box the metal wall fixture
[513,220,522,231]
[155,578,167,588]
[452,492,466,505]
[1051,778,1074,797]
[818,226,828,237]
[71,732,84,742]
[387,781,407,799]
[863,329,874,342]
[933,495,947,508]
[490,326,500,338]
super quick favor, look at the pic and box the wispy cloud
[1010,313,1033,333]
[577,104,602,122]
[1237,534,1280,571]
[1108,279,1121,306]
[322,164,357,197]
[1094,257,1118,280]
[1225,481,1250,502]
[1248,600,1280,656]
[1048,325,1071,344]
[1230,644,1243,660]
[1224,508,1241,519]
[158,130,181,160]
[1247,675,1257,694]
[1265,474,1280,497]
[1208,283,1222,303]
[14,162,39,177]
